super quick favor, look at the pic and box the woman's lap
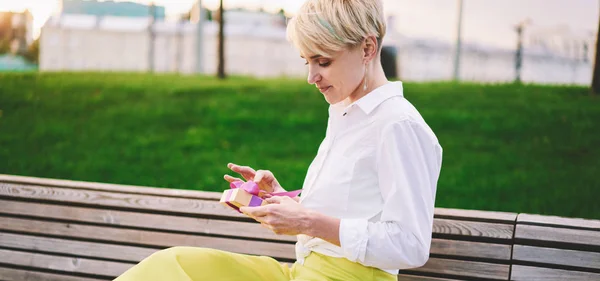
[114,246,291,281]
[114,247,396,281]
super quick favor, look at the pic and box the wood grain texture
[0,199,296,242]
[430,239,511,260]
[515,224,600,247]
[511,265,600,281]
[512,245,600,270]
[0,266,108,281]
[0,232,157,263]
[517,214,600,230]
[402,258,510,280]
[0,248,131,278]
[433,219,514,240]
[0,182,242,219]
[0,174,222,200]
[435,208,517,223]
[397,275,464,281]
[0,216,296,260]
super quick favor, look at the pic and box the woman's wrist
[301,209,341,246]
[301,209,317,236]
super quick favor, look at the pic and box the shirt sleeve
[338,119,443,269]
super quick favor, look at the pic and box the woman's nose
[307,68,321,85]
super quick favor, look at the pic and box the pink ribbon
[229,181,302,198]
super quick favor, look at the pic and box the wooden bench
[0,174,598,281]
[511,213,600,280]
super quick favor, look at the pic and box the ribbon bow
[230,181,302,198]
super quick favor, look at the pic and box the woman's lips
[318,86,332,93]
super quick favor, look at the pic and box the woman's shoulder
[371,97,440,144]
[371,95,424,124]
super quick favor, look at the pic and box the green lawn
[1,72,599,219]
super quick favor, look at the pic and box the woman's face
[303,46,365,105]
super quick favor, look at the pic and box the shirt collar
[330,81,404,116]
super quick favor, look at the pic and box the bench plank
[0,216,296,260]
[433,218,514,240]
[0,232,157,263]
[0,174,222,200]
[397,275,463,281]
[402,258,510,280]
[0,248,131,278]
[0,199,296,242]
[0,182,239,219]
[430,239,511,260]
[515,224,600,247]
[511,265,600,281]
[435,208,517,223]
[517,214,600,230]
[512,244,600,270]
[0,266,108,281]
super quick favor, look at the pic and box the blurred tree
[381,46,398,79]
[278,8,287,27]
[592,16,600,95]
[217,0,226,79]
[514,19,531,84]
[181,8,212,22]
[180,11,191,21]
[0,12,12,54]
[23,37,39,64]
[206,9,213,21]
[0,38,9,54]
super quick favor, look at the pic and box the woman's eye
[304,60,331,67]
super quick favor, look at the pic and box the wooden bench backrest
[0,175,530,280]
[511,213,600,281]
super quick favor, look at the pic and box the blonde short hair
[286,0,386,57]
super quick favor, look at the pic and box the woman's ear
[362,35,379,63]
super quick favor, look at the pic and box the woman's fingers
[227,164,279,194]
[228,163,256,181]
[254,170,270,183]
[254,170,275,191]
[223,174,243,183]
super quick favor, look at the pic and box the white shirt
[296,81,443,275]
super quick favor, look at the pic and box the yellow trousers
[114,247,396,281]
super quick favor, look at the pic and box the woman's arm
[337,119,442,269]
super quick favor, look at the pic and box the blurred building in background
[59,0,166,19]
[388,33,594,85]
[38,0,595,85]
[40,5,303,77]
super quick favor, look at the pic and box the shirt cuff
[339,218,369,263]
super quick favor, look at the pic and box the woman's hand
[240,196,312,236]
[224,163,286,197]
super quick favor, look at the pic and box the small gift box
[220,181,266,213]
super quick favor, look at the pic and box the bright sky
[0,0,299,38]
[0,0,597,49]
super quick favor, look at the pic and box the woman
[114,0,442,280]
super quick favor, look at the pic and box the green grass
[1,72,599,219]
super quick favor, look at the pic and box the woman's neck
[348,60,389,104]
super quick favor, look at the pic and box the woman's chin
[323,93,341,105]
[324,96,338,105]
